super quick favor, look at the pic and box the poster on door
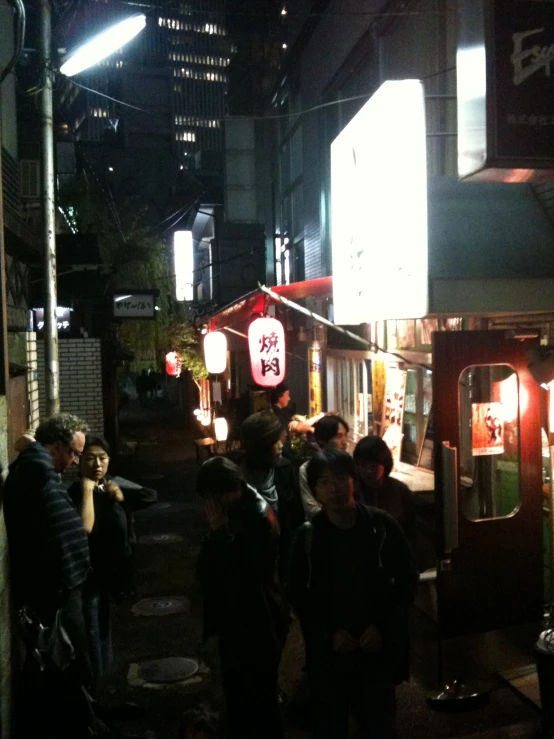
[471,402,504,456]
[381,367,407,463]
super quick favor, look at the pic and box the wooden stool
[194,437,215,462]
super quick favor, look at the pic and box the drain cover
[138,657,199,684]
[131,597,190,616]
[139,533,183,545]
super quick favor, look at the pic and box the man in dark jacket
[3,413,93,737]
[196,456,288,739]
[288,449,418,739]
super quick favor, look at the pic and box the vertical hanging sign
[248,316,286,387]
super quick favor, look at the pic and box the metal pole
[39,0,59,415]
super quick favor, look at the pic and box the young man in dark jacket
[288,449,418,739]
[196,456,288,739]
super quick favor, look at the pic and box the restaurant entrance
[433,330,544,638]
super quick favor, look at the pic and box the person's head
[81,436,111,482]
[353,435,393,489]
[307,449,356,513]
[178,708,221,739]
[313,415,349,451]
[240,411,284,468]
[271,383,290,409]
[197,456,246,512]
[35,413,89,473]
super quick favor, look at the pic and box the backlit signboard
[458,0,554,180]
[331,80,428,325]
[113,291,156,319]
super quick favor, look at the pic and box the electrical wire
[112,0,457,19]
[57,63,457,127]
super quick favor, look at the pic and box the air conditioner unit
[20,160,40,199]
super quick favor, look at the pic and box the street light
[39,1,146,414]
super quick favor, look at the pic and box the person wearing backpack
[287,449,418,739]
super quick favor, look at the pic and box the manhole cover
[138,657,199,684]
[139,533,183,545]
[131,597,190,616]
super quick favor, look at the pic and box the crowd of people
[1,385,420,739]
[197,384,420,739]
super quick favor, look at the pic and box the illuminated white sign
[331,79,428,324]
[174,230,194,302]
[113,292,156,318]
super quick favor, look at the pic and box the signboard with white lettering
[458,0,554,179]
[113,292,156,319]
[34,307,71,333]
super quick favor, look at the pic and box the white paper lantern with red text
[165,351,181,377]
[204,331,227,374]
[248,316,286,387]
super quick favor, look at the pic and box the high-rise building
[60,0,231,167]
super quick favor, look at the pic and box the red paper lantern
[248,316,286,387]
[165,351,181,377]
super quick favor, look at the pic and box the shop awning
[208,276,332,330]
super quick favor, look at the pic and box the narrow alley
[93,399,543,739]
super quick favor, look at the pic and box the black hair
[270,383,289,405]
[83,435,111,456]
[306,449,356,493]
[197,456,246,498]
[240,411,283,458]
[353,436,393,477]
[313,415,349,446]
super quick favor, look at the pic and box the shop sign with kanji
[113,291,157,319]
[248,316,286,387]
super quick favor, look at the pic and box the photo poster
[381,367,407,463]
[372,360,386,435]
[417,408,434,472]
[472,402,504,457]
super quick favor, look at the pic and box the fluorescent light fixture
[174,230,194,301]
[60,14,146,77]
[457,45,488,178]
[114,294,132,302]
[331,79,428,324]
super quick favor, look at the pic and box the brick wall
[26,332,39,429]
[37,338,104,434]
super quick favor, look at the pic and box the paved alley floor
[98,399,543,739]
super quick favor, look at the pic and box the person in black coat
[287,449,418,739]
[239,410,304,581]
[68,436,134,683]
[353,436,417,547]
[196,456,288,739]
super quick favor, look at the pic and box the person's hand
[205,499,228,531]
[82,477,96,495]
[332,629,358,654]
[359,625,383,654]
[105,481,124,503]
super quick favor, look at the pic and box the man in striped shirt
[4,413,93,690]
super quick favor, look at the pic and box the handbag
[17,606,75,671]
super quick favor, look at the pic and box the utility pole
[39,0,59,415]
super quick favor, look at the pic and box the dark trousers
[58,586,95,692]
[220,661,283,739]
[310,650,396,739]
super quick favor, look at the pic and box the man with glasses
[4,413,94,736]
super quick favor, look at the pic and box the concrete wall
[0,395,11,739]
[0,0,18,159]
[37,338,104,434]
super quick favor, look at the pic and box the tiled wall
[37,338,104,434]
[26,331,39,429]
